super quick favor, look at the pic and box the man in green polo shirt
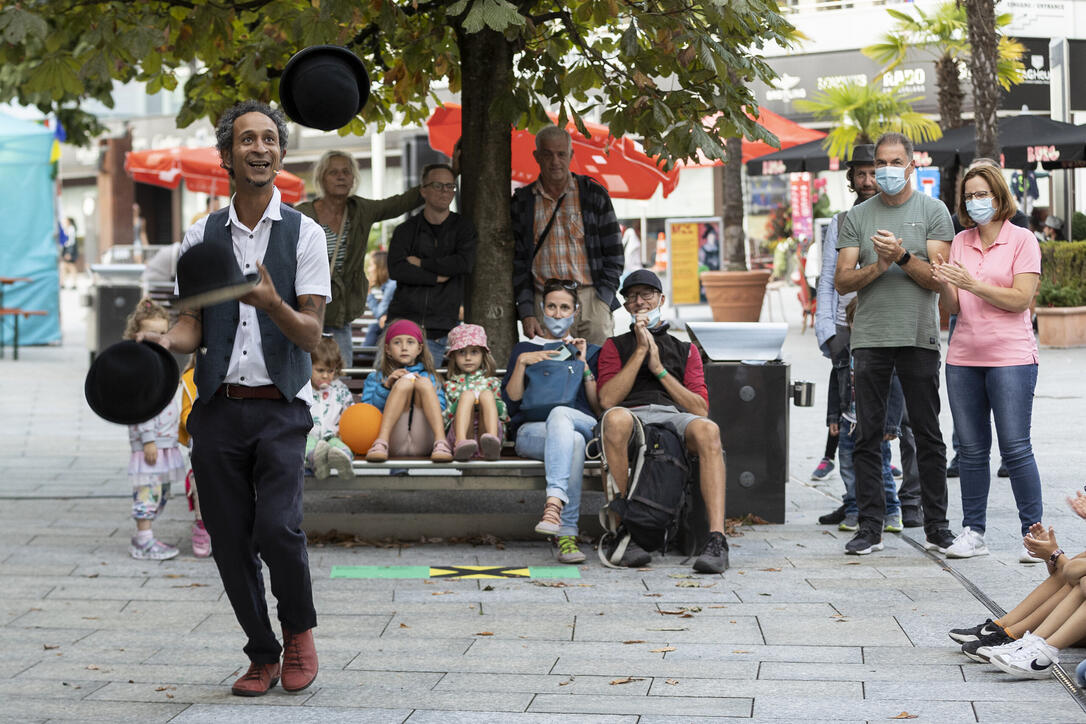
[834,132,957,557]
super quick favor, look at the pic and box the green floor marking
[330,564,581,579]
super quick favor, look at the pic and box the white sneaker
[990,632,1058,678]
[978,632,1035,663]
[944,527,989,559]
[1020,546,1041,564]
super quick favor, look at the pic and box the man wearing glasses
[387,163,477,361]
[512,125,623,346]
[834,132,957,557]
[596,269,730,573]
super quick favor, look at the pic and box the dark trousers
[188,394,317,664]
[852,347,947,536]
[896,406,920,512]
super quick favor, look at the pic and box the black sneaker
[844,526,883,555]
[605,536,651,568]
[997,463,1009,478]
[693,531,729,574]
[947,460,960,478]
[818,504,847,525]
[924,529,956,553]
[949,618,1002,644]
[961,628,1014,662]
[901,507,924,528]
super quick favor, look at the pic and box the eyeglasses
[964,191,993,201]
[543,278,579,292]
[623,289,660,302]
[425,182,457,193]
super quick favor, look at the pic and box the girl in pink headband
[360,319,452,462]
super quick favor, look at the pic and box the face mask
[542,312,575,338]
[875,166,908,195]
[645,306,662,329]
[966,197,996,225]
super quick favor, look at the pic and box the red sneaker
[281,627,318,692]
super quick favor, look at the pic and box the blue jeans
[324,323,353,368]
[946,363,1042,536]
[514,406,596,536]
[839,423,900,518]
[426,336,448,366]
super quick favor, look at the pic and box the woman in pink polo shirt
[933,164,1042,561]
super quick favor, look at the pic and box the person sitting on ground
[596,269,729,574]
[363,249,396,347]
[442,323,507,462]
[502,278,602,565]
[949,491,1086,677]
[361,319,451,463]
[306,336,356,480]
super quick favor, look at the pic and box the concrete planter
[700,269,772,322]
[1036,305,1086,348]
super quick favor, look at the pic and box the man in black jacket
[387,164,477,361]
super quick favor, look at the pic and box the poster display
[665,217,723,306]
[789,172,813,242]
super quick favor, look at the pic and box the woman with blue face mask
[502,278,603,564]
[933,164,1043,563]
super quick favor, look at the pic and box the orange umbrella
[426,103,680,199]
[124,147,306,203]
[684,107,827,167]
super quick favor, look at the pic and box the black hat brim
[85,341,180,426]
[177,273,261,309]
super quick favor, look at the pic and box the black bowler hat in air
[176,242,260,309]
[848,144,876,167]
[85,340,180,425]
[279,45,370,131]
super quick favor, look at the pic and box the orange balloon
[338,403,383,455]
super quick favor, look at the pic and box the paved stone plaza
[2,288,1086,722]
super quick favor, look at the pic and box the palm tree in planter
[795,81,942,162]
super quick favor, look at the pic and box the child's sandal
[365,439,389,463]
[453,439,478,462]
[431,439,454,463]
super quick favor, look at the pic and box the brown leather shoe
[231,661,281,697]
[281,627,318,692]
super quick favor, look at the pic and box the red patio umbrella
[683,107,827,167]
[124,147,306,203]
[426,103,680,199]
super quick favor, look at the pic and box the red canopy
[426,104,680,199]
[124,147,306,204]
[685,107,827,167]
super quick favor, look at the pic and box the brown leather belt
[217,383,282,400]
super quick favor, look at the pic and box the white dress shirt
[177,187,330,403]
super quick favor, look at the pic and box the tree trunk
[722,136,746,271]
[456,27,516,363]
[964,0,1001,159]
[934,54,965,131]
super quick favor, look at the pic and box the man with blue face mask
[834,132,957,557]
[596,269,729,574]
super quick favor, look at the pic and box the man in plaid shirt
[511,126,623,346]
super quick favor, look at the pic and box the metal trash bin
[687,322,812,524]
[86,264,144,363]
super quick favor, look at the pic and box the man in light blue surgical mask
[595,269,730,575]
[833,131,957,558]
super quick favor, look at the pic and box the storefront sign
[790,173,813,242]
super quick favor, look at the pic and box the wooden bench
[0,308,47,360]
[303,362,607,539]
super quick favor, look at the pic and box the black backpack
[593,413,691,567]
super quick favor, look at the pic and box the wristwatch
[896,250,912,266]
[1049,548,1065,565]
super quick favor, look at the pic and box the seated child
[306,336,356,479]
[442,324,507,461]
[361,319,451,462]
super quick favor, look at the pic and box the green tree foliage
[0,0,797,357]
[794,81,942,161]
[862,1,1025,131]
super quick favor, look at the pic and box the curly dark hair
[215,101,289,178]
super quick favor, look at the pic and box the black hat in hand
[85,340,180,425]
[279,45,370,131]
[176,242,260,309]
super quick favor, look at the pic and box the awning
[914,115,1086,169]
[685,107,826,169]
[426,103,680,199]
[124,147,306,203]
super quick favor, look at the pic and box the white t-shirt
[176,188,331,403]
